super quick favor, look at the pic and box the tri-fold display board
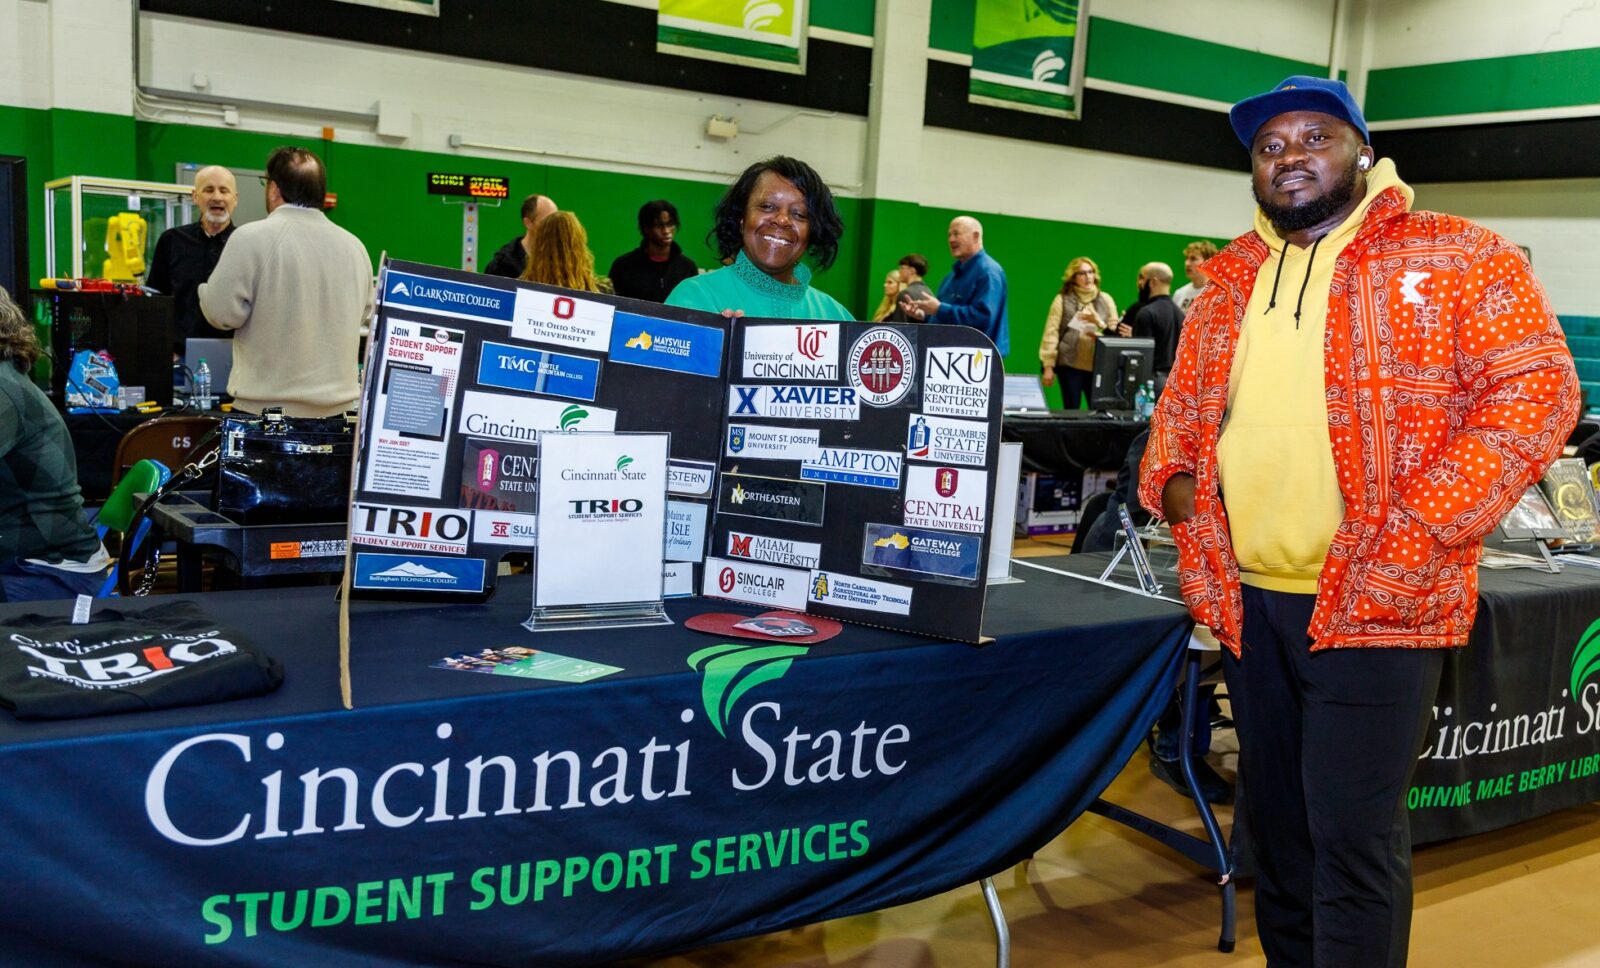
[349,259,1003,643]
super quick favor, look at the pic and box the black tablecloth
[1003,411,1147,476]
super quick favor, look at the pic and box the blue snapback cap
[1229,75,1369,148]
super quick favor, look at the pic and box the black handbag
[214,408,356,525]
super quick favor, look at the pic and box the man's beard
[1138,282,1151,301]
[1253,162,1359,234]
[203,210,230,229]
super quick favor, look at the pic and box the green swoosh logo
[559,405,588,431]
[1573,618,1600,700]
[687,642,810,737]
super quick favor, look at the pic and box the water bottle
[194,358,213,411]
[1143,380,1157,418]
[1133,380,1148,418]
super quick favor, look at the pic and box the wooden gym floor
[622,536,1600,968]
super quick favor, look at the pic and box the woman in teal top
[666,156,853,321]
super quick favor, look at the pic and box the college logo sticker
[923,346,993,418]
[862,522,982,582]
[808,570,913,615]
[607,311,725,378]
[728,384,860,421]
[905,413,989,467]
[848,327,915,407]
[471,510,538,545]
[382,270,515,324]
[475,341,600,401]
[742,323,839,380]
[903,465,989,534]
[800,447,902,489]
[353,553,486,593]
[702,556,809,611]
[724,424,821,460]
[717,474,827,527]
[667,459,717,498]
[459,438,538,512]
[726,530,822,568]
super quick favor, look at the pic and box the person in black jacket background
[607,200,700,302]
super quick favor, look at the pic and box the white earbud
[1358,157,1371,171]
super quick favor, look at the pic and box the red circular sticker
[848,327,915,407]
[718,567,735,593]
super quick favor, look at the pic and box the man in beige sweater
[200,147,372,417]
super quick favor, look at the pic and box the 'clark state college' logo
[848,328,914,407]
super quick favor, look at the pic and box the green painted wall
[810,0,874,37]
[1366,47,1600,121]
[10,107,1227,402]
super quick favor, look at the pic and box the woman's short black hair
[707,156,844,271]
[637,199,680,235]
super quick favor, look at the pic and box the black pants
[1059,366,1091,409]
[1224,584,1444,968]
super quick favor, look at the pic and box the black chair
[1071,489,1113,554]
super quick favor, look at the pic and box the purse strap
[119,444,221,597]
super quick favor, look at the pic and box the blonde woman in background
[869,253,932,322]
[521,211,612,294]
[1039,256,1118,409]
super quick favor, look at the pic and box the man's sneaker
[1149,754,1233,805]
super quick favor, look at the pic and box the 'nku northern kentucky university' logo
[687,642,810,737]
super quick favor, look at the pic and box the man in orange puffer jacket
[1142,76,1578,967]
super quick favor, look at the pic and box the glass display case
[44,176,196,280]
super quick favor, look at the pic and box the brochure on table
[347,260,1005,644]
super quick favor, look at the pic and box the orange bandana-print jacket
[1139,187,1580,655]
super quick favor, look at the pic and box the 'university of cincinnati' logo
[688,641,810,737]
[795,326,826,360]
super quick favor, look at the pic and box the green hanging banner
[970,0,1090,118]
[658,0,810,74]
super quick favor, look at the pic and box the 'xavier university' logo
[688,642,810,737]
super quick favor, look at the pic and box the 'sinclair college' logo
[848,328,915,407]
[687,642,810,737]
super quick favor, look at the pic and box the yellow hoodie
[1216,159,1414,594]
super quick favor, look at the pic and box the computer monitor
[184,338,234,398]
[1090,336,1154,411]
[42,291,176,408]
[1003,373,1050,412]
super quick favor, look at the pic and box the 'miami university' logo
[688,643,810,737]
[1573,619,1600,703]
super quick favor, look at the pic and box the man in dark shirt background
[1125,261,1184,388]
[608,200,700,302]
[484,193,557,279]
[146,165,238,346]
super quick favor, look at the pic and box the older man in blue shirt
[902,216,1009,355]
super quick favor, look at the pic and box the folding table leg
[1178,647,1236,952]
[979,876,1010,968]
